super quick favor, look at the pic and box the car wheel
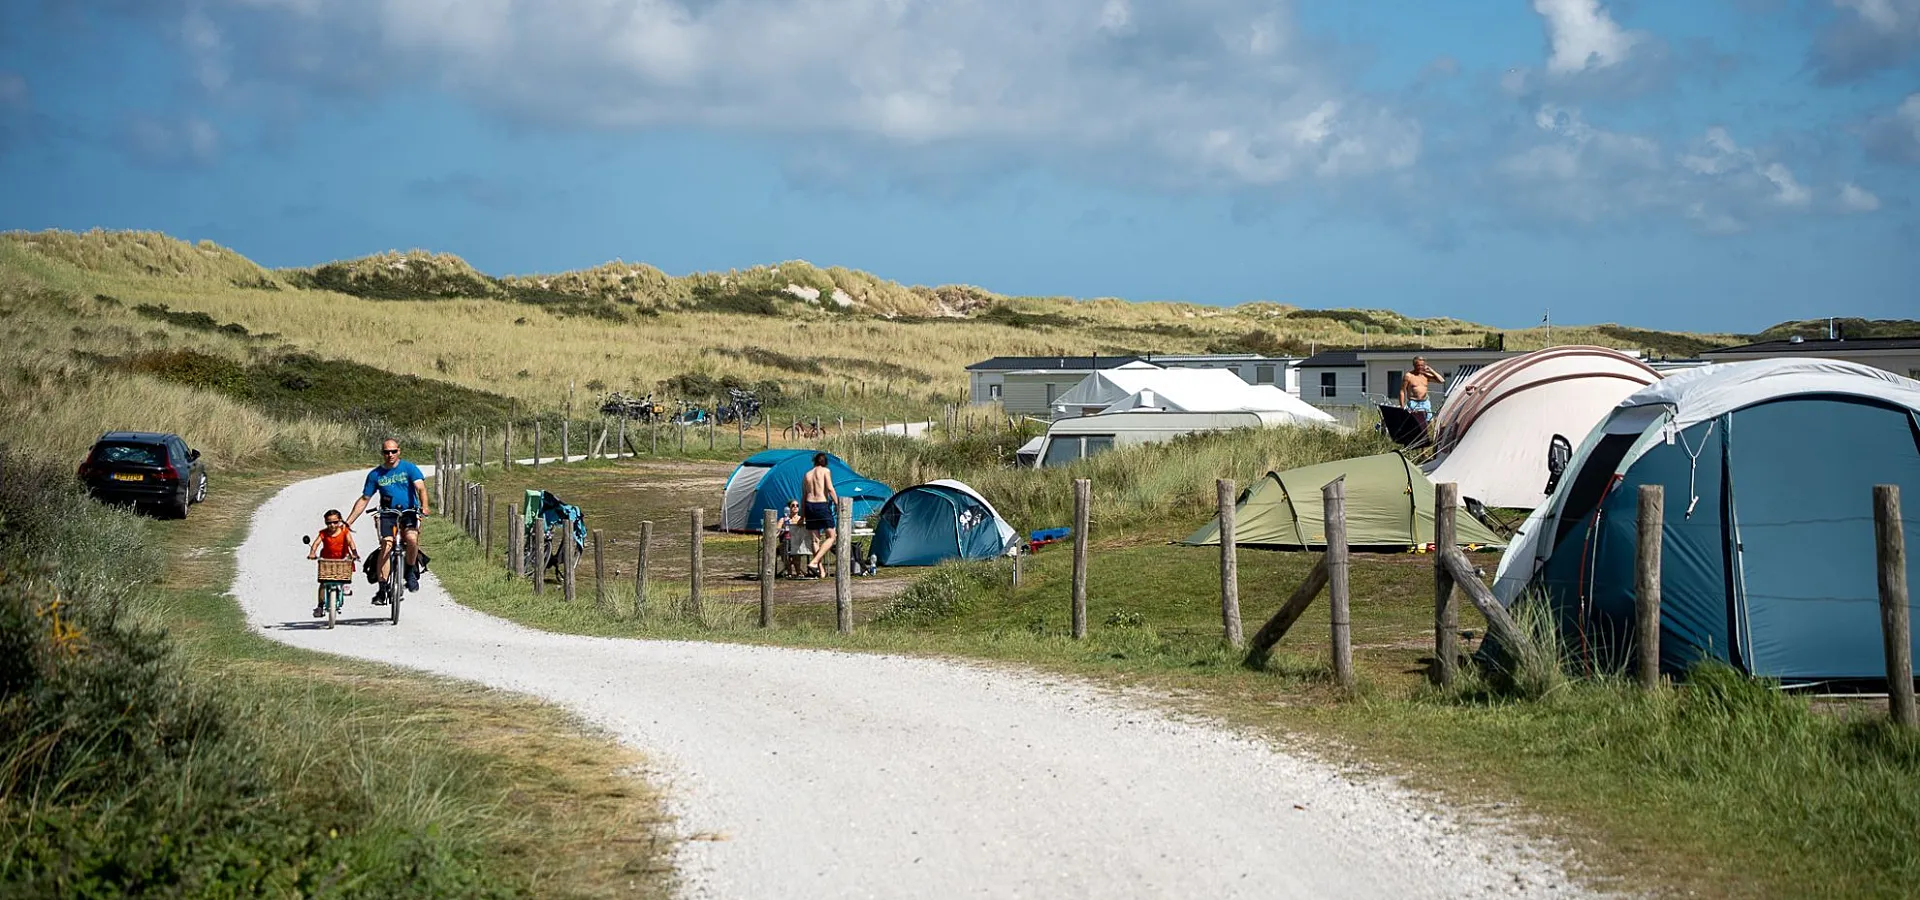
[193,474,207,504]
[171,490,191,519]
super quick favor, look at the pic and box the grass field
[430,440,1920,900]
[1,229,1748,431]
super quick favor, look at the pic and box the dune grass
[2,229,1745,430]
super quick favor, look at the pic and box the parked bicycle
[783,418,826,441]
[599,391,668,424]
[716,387,762,426]
[674,399,710,426]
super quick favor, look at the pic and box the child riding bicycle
[307,508,359,618]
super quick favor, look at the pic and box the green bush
[875,562,1000,627]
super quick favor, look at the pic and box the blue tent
[1491,360,1920,683]
[871,479,1018,566]
[719,449,892,532]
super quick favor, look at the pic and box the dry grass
[2,229,1744,424]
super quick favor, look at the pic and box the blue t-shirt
[363,460,425,510]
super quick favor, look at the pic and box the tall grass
[826,422,1397,535]
[3,228,1744,425]
[0,449,518,897]
[0,358,355,467]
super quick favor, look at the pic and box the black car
[77,431,208,518]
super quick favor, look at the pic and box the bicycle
[783,418,825,441]
[300,535,355,629]
[372,506,423,625]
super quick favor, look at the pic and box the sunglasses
[382,449,401,455]
[325,520,343,526]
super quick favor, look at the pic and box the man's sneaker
[405,569,421,592]
[371,586,389,606]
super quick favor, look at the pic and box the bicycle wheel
[387,546,404,625]
[325,584,338,629]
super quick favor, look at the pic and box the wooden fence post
[760,509,778,629]
[1875,485,1916,728]
[1324,476,1354,691]
[688,508,704,621]
[504,421,511,469]
[593,529,606,611]
[1439,550,1533,663]
[617,417,626,459]
[533,525,546,596]
[835,497,853,634]
[1072,478,1090,640]
[764,417,770,449]
[707,415,715,451]
[651,420,658,455]
[1434,482,1459,687]
[563,417,571,463]
[562,527,577,603]
[636,520,652,616]
[1218,478,1243,649]
[1635,485,1665,690]
[534,421,542,467]
[507,506,521,576]
[484,489,493,557]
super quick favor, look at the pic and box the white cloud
[191,0,1418,188]
[1860,92,1920,166]
[1533,0,1638,74]
[1493,107,1845,232]
[1839,182,1881,212]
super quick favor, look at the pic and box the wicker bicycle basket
[316,558,355,582]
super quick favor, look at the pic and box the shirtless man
[1400,356,1445,429]
[802,452,840,577]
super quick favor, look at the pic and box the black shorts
[376,510,420,536]
[803,501,835,531]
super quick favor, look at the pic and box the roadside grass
[0,453,674,898]
[432,452,1920,900]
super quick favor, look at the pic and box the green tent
[1183,452,1504,549]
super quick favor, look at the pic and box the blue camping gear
[521,489,588,576]
[870,480,1017,566]
[719,449,893,532]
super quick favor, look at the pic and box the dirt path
[234,468,1594,899]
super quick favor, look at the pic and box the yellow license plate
[112,473,144,482]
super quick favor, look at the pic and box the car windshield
[93,443,166,466]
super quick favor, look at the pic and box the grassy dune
[1,229,1744,433]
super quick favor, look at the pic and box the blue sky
[2,0,1917,332]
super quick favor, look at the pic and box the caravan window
[1256,364,1276,385]
[989,384,1002,400]
[1319,372,1336,398]
[1387,370,1403,394]
[1041,437,1082,468]
[1040,435,1117,468]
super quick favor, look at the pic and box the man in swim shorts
[1400,356,1445,430]
[802,452,840,577]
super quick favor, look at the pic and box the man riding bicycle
[344,438,430,600]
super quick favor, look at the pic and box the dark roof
[96,431,178,443]
[1297,350,1363,368]
[965,355,1145,371]
[1703,336,1920,355]
[1361,347,1518,356]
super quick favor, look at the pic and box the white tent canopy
[1087,369,1336,423]
[1422,346,1660,509]
[1047,361,1166,417]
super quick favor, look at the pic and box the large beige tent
[1183,452,1503,549]
[1423,346,1660,509]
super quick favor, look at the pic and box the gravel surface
[236,469,1596,899]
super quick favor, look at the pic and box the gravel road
[235,469,1594,899]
